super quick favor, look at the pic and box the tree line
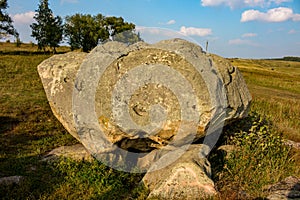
[0,0,142,53]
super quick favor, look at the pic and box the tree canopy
[30,0,63,52]
[64,14,142,52]
[0,0,18,39]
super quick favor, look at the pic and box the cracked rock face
[37,39,251,154]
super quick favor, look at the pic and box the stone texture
[42,144,93,162]
[37,52,87,141]
[37,39,251,154]
[284,139,300,150]
[142,145,217,199]
[266,176,300,200]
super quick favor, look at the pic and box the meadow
[0,42,299,199]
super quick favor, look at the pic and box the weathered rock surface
[37,52,87,141]
[266,176,300,200]
[42,144,93,162]
[37,39,251,154]
[142,145,217,199]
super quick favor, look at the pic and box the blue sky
[5,0,300,58]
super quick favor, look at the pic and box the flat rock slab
[42,144,94,162]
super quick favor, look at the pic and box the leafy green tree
[64,14,107,52]
[0,0,18,39]
[64,13,141,52]
[30,0,63,53]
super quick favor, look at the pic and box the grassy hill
[0,43,299,199]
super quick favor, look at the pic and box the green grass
[0,44,299,199]
[210,112,299,199]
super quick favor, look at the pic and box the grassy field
[230,58,300,142]
[0,43,299,199]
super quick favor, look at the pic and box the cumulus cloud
[228,38,259,46]
[180,26,212,37]
[166,20,176,25]
[201,0,292,9]
[241,7,300,22]
[12,11,35,25]
[242,33,257,37]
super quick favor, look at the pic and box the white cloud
[180,26,212,37]
[166,20,176,25]
[242,33,258,37]
[201,0,243,9]
[12,11,35,25]
[228,38,259,46]
[201,0,292,9]
[241,7,300,22]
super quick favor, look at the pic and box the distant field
[0,41,70,54]
[230,58,300,142]
[0,43,299,199]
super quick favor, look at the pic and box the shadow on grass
[0,116,20,135]
[0,155,65,200]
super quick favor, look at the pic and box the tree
[64,13,141,52]
[105,16,142,44]
[30,0,63,53]
[64,14,107,52]
[0,0,18,39]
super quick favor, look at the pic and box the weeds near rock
[212,112,298,199]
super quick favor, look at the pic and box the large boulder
[38,38,252,198]
[38,39,251,175]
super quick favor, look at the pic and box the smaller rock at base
[0,176,24,186]
[42,144,94,162]
[142,144,217,200]
[266,176,300,200]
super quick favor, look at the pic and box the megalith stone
[37,39,251,155]
[38,39,251,151]
[37,38,252,198]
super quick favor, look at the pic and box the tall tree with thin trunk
[30,0,63,53]
[0,0,18,39]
